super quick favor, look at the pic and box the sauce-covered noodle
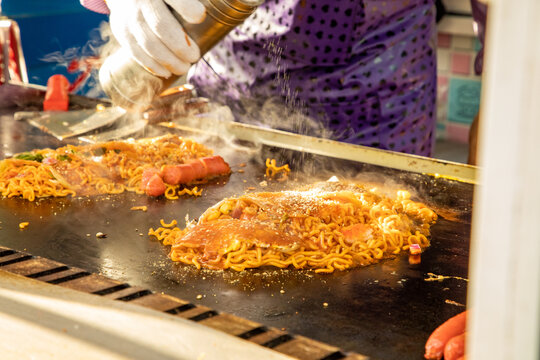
[149,181,437,273]
[0,135,213,200]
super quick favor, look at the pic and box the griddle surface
[0,116,473,359]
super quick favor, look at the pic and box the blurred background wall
[0,0,107,94]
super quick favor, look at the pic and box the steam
[40,22,112,98]
[167,36,341,171]
[190,37,333,140]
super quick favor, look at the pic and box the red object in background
[67,56,100,93]
[43,74,70,111]
[0,18,28,84]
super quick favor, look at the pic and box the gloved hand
[106,0,206,78]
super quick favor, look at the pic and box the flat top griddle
[0,110,473,359]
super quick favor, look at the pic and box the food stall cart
[0,0,538,359]
[0,84,474,359]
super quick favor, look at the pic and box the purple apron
[190,0,437,156]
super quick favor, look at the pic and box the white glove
[106,0,206,78]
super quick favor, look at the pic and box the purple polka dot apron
[190,0,437,156]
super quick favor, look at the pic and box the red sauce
[172,218,301,268]
[173,183,371,268]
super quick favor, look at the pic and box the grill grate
[27,266,70,279]
[0,246,369,360]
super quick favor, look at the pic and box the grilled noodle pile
[149,182,438,273]
[0,135,213,201]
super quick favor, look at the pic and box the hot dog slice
[141,168,160,191]
[200,155,230,176]
[188,159,207,179]
[145,173,166,196]
[425,310,467,360]
[161,164,197,185]
[155,156,229,191]
[341,223,374,244]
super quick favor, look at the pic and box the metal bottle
[99,0,264,111]
[0,17,28,84]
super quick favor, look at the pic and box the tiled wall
[436,32,482,143]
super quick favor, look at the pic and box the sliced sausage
[341,223,373,244]
[230,205,243,219]
[161,164,197,185]
[151,156,229,191]
[145,173,166,197]
[161,165,182,185]
[141,168,160,191]
[200,155,230,176]
[188,159,207,179]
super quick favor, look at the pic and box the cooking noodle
[149,181,438,273]
[0,135,213,200]
[265,158,290,179]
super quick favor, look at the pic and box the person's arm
[468,112,480,165]
[468,0,488,165]
[81,0,205,78]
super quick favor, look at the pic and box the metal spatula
[25,106,126,140]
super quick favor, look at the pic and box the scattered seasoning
[424,272,469,282]
[237,169,245,173]
[19,222,29,230]
[96,232,107,239]
[238,163,246,167]
[280,289,285,294]
[247,187,256,191]
[130,206,148,212]
[259,180,268,187]
[323,302,329,307]
[445,299,466,307]
[196,294,203,300]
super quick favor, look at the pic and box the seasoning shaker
[99,0,264,111]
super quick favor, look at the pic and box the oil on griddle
[0,33,472,358]
[0,126,472,359]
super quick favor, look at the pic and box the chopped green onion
[56,154,72,162]
[15,153,44,162]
